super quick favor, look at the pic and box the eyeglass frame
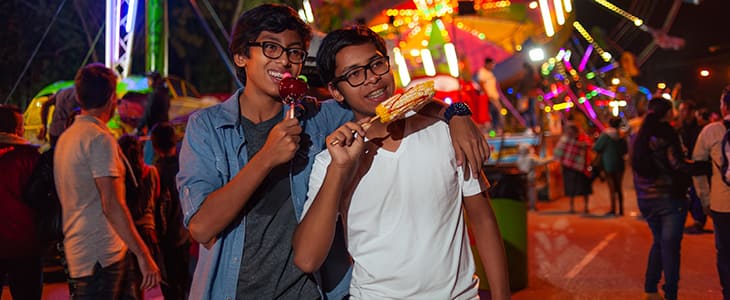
[246,41,309,64]
[331,56,391,88]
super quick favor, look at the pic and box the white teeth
[367,88,385,99]
[268,70,284,79]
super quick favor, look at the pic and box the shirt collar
[215,89,244,129]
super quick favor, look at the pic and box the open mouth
[268,70,287,82]
[365,88,388,102]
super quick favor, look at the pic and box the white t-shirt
[55,115,127,278]
[692,117,730,213]
[305,121,488,299]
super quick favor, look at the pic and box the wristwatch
[444,102,473,123]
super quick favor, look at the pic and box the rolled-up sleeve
[177,112,222,227]
[692,126,713,207]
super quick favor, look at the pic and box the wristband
[444,102,472,123]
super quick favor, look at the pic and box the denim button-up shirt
[177,90,353,300]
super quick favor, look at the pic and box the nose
[364,68,381,85]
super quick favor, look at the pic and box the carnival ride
[22,0,221,145]
[332,0,688,133]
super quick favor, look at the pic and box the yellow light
[563,0,572,13]
[421,49,436,76]
[410,49,421,57]
[657,82,666,89]
[500,108,508,115]
[611,78,620,85]
[393,47,411,86]
[609,100,627,116]
[601,52,612,62]
[634,19,643,26]
[545,106,552,112]
[421,40,429,47]
[552,101,574,111]
[554,0,565,25]
[699,69,711,77]
[444,43,460,77]
[529,1,538,9]
[538,0,555,37]
[303,0,315,23]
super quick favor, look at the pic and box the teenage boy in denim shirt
[177,4,489,300]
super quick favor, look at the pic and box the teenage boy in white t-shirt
[292,26,510,300]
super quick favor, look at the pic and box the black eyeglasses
[332,56,390,87]
[247,41,308,64]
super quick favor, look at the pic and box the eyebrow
[256,33,304,48]
[340,54,383,74]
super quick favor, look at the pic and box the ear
[233,53,248,68]
[327,82,345,103]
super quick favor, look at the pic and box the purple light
[578,45,593,72]
[597,62,618,74]
[592,87,616,98]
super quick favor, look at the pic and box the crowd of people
[2,3,730,300]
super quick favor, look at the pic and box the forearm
[692,175,711,207]
[97,177,151,258]
[188,154,273,245]
[293,165,351,273]
[104,201,151,258]
[417,100,447,121]
[465,194,510,299]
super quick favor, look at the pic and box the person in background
[0,105,42,300]
[631,97,710,300]
[118,134,162,299]
[54,63,160,299]
[477,57,504,134]
[677,100,709,233]
[38,86,78,146]
[554,123,593,214]
[150,122,192,300]
[292,25,510,300]
[696,107,712,127]
[593,117,628,216]
[692,86,730,300]
[136,72,170,136]
[517,143,551,211]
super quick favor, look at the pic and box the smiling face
[328,43,395,120]
[234,29,306,102]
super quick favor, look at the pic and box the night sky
[574,0,730,110]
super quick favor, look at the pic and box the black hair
[150,121,176,151]
[229,4,312,84]
[484,57,494,65]
[118,134,143,181]
[74,63,117,109]
[0,105,22,134]
[608,116,622,129]
[316,25,387,85]
[722,85,730,108]
[631,97,676,178]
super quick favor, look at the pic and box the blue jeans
[687,185,707,227]
[0,256,43,300]
[711,210,730,299]
[488,101,503,131]
[69,252,138,300]
[638,197,687,300]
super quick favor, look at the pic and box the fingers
[330,122,367,146]
[140,271,161,290]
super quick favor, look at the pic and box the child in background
[516,143,551,211]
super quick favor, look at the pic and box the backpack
[22,148,63,248]
[720,120,730,186]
